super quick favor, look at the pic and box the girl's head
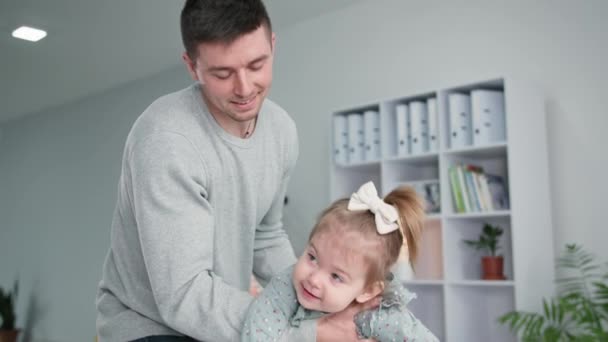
[292,182,425,313]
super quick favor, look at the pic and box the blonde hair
[309,185,425,285]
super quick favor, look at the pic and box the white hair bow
[347,181,400,234]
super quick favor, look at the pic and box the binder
[427,97,439,152]
[347,113,364,163]
[332,115,348,165]
[448,93,472,149]
[363,110,380,161]
[471,89,506,146]
[409,101,429,155]
[395,104,409,156]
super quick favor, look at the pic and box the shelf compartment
[443,148,510,215]
[381,93,438,159]
[330,162,380,201]
[406,284,446,342]
[446,285,515,342]
[381,157,439,194]
[444,142,507,159]
[444,216,513,282]
[413,219,444,280]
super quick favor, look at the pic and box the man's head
[180,0,272,60]
[180,0,275,133]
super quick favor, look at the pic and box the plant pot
[482,256,506,280]
[0,329,20,342]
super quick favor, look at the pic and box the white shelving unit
[329,77,555,341]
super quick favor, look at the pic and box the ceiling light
[12,26,47,42]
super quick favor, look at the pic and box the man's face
[183,25,274,125]
[292,232,376,313]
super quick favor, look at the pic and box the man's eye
[213,72,231,80]
[249,63,263,71]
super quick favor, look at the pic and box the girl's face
[292,231,381,313]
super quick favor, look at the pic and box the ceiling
[0,0,359,123]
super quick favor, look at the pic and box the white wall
[0,1,607,341]
[272,0,608,259]
[0,67,189,341]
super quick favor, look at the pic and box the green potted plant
[463,223,506,280]
[499,244,608,341]
[0,280,19,342]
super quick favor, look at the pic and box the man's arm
[252,121,299,283]
[130,132,251,341]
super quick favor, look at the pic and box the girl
[242,181,438,341]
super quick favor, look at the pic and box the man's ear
[355,281,384,304]
[182,52,200,82]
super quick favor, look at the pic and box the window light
[12,26,47,42]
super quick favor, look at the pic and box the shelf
[444,142,507,159]
[445,210,511,219]
[334,159,381,169]
[385,152,439,165]
[448,280,515,287]
[426,213,441,221]
[403,279,444,286]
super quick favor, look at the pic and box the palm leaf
[499,244,608,340]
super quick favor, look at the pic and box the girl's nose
[307,270,322,289]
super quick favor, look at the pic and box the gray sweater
[96,84,313,341]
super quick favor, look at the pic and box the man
[96,1,373,341]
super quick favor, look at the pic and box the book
[424,182,441,213]
[464,170,481,212]
[449,166,465,213]
[486,174,510,210]
[456,166,471,212]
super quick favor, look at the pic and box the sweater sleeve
[129,132,252,341]
[252,120,299,284]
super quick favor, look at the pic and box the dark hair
[309,186,425,285]
[180,0,272,59]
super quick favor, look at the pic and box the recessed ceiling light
[12,26,47,42]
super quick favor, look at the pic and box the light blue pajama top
[242,265,439,342]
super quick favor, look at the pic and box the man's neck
[201,89,256,138]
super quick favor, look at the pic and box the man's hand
[316,297,380,342]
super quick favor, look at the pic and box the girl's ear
[355,281,384,303]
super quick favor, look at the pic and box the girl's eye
[307,253,317,262]
[331,273,343,283]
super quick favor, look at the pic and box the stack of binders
[449,90,506,149]
[395,97,438,157]
[332,110,381,165]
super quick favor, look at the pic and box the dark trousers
[131,336,197,342]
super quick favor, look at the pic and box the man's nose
[233,70,253,97]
